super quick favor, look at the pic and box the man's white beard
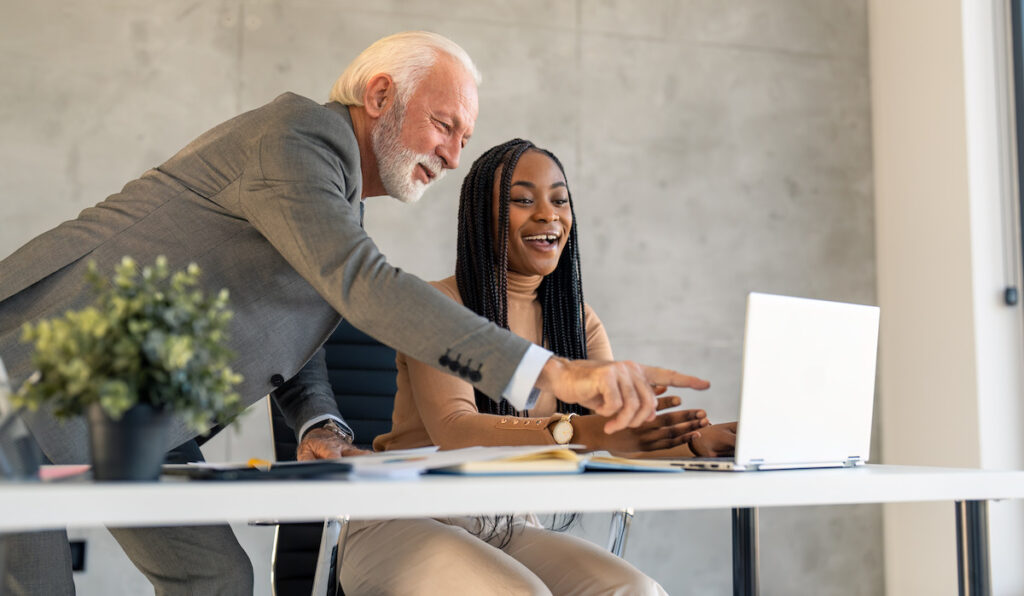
[371,101,446,204]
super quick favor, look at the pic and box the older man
[0,31,707,594]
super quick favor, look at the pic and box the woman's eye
[511,197,532,205]
[553,198,569,206]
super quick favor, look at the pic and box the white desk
[2,464,1023,595]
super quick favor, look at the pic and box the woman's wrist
[572,414,604,450]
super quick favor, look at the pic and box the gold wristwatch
[550,413,578,445]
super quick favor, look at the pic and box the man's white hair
[329,31,481,106]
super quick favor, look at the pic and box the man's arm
[240,105,530,401]
[535,358,710,433]
[271,348,367,458]
[521,305,710,433]
[243,102,702,432]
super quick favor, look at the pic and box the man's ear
[363,73,394,119]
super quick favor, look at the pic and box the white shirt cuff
[298,414,354,442]
[502,344,553,411]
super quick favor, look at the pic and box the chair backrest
[269,320,397,596]
[269,320,398,458]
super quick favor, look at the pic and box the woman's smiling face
[492,150,572,277]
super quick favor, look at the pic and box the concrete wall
[1,1,879,594]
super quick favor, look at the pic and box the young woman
[340,139,736,595]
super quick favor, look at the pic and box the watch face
[553,420,573,444]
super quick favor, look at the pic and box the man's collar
[324,101,353,127]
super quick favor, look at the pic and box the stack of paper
[342,445,576,477]
[426,447,686,475]
[161,445,690,480]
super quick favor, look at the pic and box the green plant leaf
[17,256,244,431]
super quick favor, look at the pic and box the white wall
[963,1,1024,591]
[870,0,1024,594]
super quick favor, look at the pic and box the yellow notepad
[431,447,686,475]
[583,452,686,472]
[436,447,585,475]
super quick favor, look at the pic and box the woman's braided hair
[455,138,589,418]
[455,139,589,545]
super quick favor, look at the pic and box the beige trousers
[339,515,667,596]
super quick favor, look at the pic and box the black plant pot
[86,403,171,481]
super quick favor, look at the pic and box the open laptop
[677,292,879,471]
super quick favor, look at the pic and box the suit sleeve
[400,351,559,449]
[237,106,532,401]
[402,301,613,450]
[271,347,355,442]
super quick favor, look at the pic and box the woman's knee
[341,518,550,596]
[605,568,666,596]
[416,527,551,595]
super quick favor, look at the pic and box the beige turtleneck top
[373,271,612,452]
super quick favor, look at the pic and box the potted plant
[14,256,243,480]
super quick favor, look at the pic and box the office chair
[267,319,397,596]
[0,357,44,596]
[265,320,635,596]
[0,358,41,480]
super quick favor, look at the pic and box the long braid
[458,140,528,416]
[456,141,589,418]
[455,139,589,545]
[533,149,589,418]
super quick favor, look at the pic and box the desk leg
[955,500,991,596]
[732,507,759,596]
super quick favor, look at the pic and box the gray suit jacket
[0,93,532,464]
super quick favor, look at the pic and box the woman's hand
[688,421,738,457]
[578,396,709,453]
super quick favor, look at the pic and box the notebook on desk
[677,292,879,472]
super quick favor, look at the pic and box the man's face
[372,55,478,203]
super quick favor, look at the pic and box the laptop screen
[734,293,880,467]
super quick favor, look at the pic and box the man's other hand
[536,357,711,434]
[296,428,372,460]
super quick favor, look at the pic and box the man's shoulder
[240,93,359,182]
[257,92,341,125]
[175,92,352,158]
